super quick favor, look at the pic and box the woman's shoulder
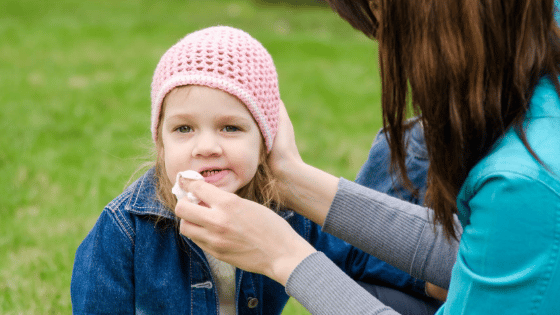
[446,77,560,315]
[458,78,560,224]
[462,128,560,209]
[465,77,560,192]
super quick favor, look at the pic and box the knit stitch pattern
[151,26,280,151]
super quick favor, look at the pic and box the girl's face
[161,85,263,194]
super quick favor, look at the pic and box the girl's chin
[208,180,242,194]
[203,170,248,193]
[216,181,246,195]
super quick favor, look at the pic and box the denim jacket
[71,168,425,314]
[355,119,429,205]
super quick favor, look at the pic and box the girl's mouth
[200,169,230,183]
[201,169,222,177]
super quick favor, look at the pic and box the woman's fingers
[269,100,302,168]
[183,179,238,210]
[175,180,233,223]
[175,182,252,250]
[174,197,209,227]
[178,218,203,239]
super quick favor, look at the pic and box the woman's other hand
[267,99,339,225]
[175,179,317,286]
[269,100,303,182]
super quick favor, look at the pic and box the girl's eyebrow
[164,113,254,127]
[164,113,194,121]
[216,114,253,124]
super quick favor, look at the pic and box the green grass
[1,0,382,313]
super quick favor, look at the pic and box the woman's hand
[175,179,317,286]
[267,100,340,226]
[268,100,303,187]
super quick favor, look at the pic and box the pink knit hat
[151,26,280,152]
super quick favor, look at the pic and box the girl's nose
[191,132,222,157]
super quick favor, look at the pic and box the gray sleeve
[323,178,460,289]
[284,178,459,314]
[286,251,399,315]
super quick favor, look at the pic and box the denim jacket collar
[117,168,174,220]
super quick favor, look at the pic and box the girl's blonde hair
[153,88,283,224]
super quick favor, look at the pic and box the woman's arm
[287,251,401,314]
[269,155,457,289]
[274,159,339,226]
[324,178,459,289]
[269,102,459,288]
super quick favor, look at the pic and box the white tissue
[172,170,204,204]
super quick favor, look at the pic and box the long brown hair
[327,0,560,239]
[153,87,283,225]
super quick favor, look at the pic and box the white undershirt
[204,251,236,315]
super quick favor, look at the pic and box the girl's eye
[177,125,192,133]
[223,125,240,132]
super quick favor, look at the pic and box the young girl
[71,26,436,314]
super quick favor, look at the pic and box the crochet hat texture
[151,26,280,152]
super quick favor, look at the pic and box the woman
[175,0,560,313]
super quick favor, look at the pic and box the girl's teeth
[202,170,221,177]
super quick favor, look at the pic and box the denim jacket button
[247,297,258,308]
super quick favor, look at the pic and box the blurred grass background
[1,0,382,313]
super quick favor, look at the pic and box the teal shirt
[437,77,560,314]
